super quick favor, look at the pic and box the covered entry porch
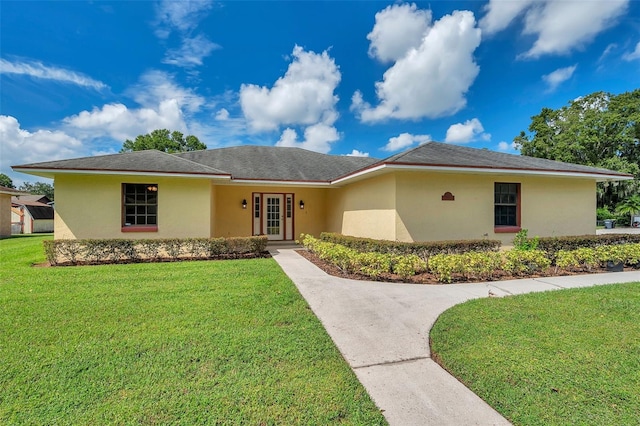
[211,184,329,241]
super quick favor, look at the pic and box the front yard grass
[431,283,640,425]
[0,235,386,425]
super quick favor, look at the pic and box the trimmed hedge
[534,234,640,262]
[303,234,640,284]
[43,236,269,266]
[319,232,501,260]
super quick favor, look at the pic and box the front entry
[253,193,294,241]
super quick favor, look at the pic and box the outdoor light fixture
[146,185,158,192]
[299,200,305,209]
[242,199,247,209]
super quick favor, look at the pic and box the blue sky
[1,0,639,184]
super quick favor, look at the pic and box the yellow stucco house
[12,142,632,244]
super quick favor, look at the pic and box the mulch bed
[296,249,623,285]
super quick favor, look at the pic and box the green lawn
[431,283,640,426]
[0,235,386,425]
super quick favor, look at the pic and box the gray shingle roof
[176,146,379,181]
[376,141,631,177]
[13,150,228,176]
[12,142,631,183]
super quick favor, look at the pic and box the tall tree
[19,182,54,201]
[121,129,207,153]
[514,89,640,208]
[0,173,14,188]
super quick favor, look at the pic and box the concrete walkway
[269,247,640,426]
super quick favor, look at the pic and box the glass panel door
[263,195,283,240]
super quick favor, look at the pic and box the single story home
[11,195,55,234]
[12,142,632,244]
[0,186,28,238]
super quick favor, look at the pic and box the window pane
[123,183,158,227]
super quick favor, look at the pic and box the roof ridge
[164,150,230,175]
[381,140,436,163]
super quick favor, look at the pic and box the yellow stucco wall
[326,171,596,244]
[212,185,327,239]
[394,171,596,244]
[326,173,397,241]
[0,194,11,238]
[54,174,212,239]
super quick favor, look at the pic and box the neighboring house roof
[23,204,54,220]
[12,142,633,184]
[176,146,379,182]
[11,149,230,180]
[0,185,27,196]
[11,199,55,220]
[13,194,51,204]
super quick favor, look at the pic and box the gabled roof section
[12,150,230,179]
[176,145,379,182]
[334,141,632,183]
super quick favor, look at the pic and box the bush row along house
[12,142,632,244]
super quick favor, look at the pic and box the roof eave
[228,178,331,187]
[11,167,232,180]
[331,163,633,184]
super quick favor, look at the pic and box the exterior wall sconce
[299,200,305,209]
[242,199,247,209]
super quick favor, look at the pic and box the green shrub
[44,236,268,266]
[392,254,427,278]
[503,249,551,275]
[536,234,640,263]
[355,252,392,278]
[319,232,500,261]
[512,229,539,251]
[596,207,615,220]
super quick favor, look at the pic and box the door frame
[252,192,295,241]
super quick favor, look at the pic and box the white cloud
[1,115,83,179]
[498,141,518,152]
[163,34,221,67]
[153,0,217,69]
[346,149,370,157]
[154,0,213,38]
[0,58,107,91]
[275,123,340,154]
[367,3,431,63]
[445,118,490,143]
[62,100,186,142]
[542,65,577,92]
[479,0,535,34]
[383,132,431,152]
[128,70,205,113]
[480,0,628,58]
[240,45,342,154]
[215,108,230,121]
[353,10,481,122]
[240,45,341,132]
[623,42,640,61]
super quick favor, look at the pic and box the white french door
[263,194,283,240]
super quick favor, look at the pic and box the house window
[123,184,158,229]
[494,183,520,230]
[286,196,292,218]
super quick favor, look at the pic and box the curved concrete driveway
[270,247,640,426]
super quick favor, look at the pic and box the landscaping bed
[299,233,640,284]
[297,248,620,284]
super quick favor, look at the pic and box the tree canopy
[120,129,206,153]
[514,89,640,208]
[0,173,14,189]
[19,182,55,201]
